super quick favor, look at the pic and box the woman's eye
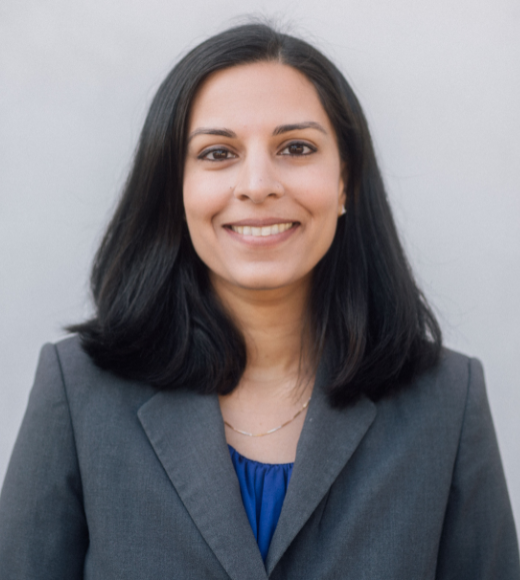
[280,142,316,156]
[200,148,235,161]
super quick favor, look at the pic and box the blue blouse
[228,445,294,561]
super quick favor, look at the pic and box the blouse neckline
[227,444,295,468]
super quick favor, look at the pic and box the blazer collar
[138,360,376,579]
[138,387,268,580]
[265,362,377,573]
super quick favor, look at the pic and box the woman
[0,22,518,579]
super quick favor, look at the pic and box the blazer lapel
[265,364,377,574]
[138,388,267,580]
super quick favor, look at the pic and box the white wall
[1,0,519,529]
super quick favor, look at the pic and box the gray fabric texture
[0,335,518,579]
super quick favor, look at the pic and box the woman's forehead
[187,61,332,135]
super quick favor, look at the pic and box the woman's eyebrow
[187,128,237,142]
[273,122,327,136]
[188,121,327,143]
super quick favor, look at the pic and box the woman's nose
[232,151,284,203]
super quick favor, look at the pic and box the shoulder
[409,345,482,388]
[432,346,484,389]
[405,346,484,409]
[36,334,157,421]
[371,347,488,451]
[35,334,104,382]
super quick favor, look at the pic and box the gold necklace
[223,396,312,438]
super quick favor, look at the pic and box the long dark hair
[69,22,442,406]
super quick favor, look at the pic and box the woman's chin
[210,268,311,295]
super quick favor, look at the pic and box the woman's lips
[229,222,294,237]
[224,221,299,245]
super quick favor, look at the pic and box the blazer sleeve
[0,344,88,579]
[435,357,520,580]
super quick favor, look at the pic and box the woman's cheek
[184,176,227,224]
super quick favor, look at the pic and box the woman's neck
[212,272,315,463]
[210,272,313,397]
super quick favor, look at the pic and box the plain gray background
[1,0,519,532]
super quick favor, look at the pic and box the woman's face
[183,61,345,293]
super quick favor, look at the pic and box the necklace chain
[223,396,312,438]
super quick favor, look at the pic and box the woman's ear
[338,166,347,217]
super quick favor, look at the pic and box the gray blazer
[0,336,519,579]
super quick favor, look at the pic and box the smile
[228,223,295,237]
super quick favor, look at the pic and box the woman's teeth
[229,223,294,236]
